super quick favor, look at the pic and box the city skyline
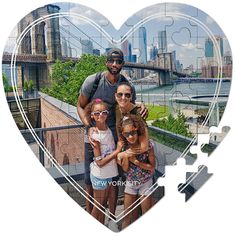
[3,2,232,71]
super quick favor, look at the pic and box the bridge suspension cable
[61,16,106,51]
[60,25,82,54]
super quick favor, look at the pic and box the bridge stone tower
[156,52,173,85]
[18,4,61,60]
[17,4,62,89]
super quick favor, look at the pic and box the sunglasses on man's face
[116,92,131,99]
[122,130,137,138]
[107,59,123,65]
[91,110,109,117]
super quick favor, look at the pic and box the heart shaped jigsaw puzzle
[1,2,232,232]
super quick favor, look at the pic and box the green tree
[23,80,28,92]
[152,112,193,138]
[2,73,12,92]
[42,54,107,106]
[28,80,34,92]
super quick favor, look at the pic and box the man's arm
[138,102,148,120]
[131,82,148,119]
[77,94,90,127]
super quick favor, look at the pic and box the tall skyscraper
[158,30,167,53]
[131,54,137,63]
[105,48,112,54]
[205,38,214,58]
[93,49,100,56]
[61,37,72,57]
[61,37,68,57]
[205,36,224,64]
[128,42,132,62]
[203,36,224,77]
[150,45,158,61]
[121,39,130,61]
[224,51,232,65]
[171,50,177,71]
[81,39,93,55]
[215,36,224,58]
[138,27,147,63]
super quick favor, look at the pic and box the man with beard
[77,48,147,226]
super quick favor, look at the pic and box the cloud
[168,42,202,51]
[165,3,186,13]
[66,5,109,26]
[135,2,185,23]
[182,43,202,50]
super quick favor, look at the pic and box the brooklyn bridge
[2,4,189,90]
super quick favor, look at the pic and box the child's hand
[117,151,128,162]
[117,153,123,162]
[134,160,139,166]
[117,140,124,151]
[128,155,137,163]
[88,127,99,147]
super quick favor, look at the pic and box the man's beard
[107,66,122,75]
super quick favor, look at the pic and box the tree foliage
[42,54,107,106]
[2,73,13,92]
[152,112,193,138]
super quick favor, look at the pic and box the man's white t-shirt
[90,128,118,178]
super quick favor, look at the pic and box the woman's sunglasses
[91,110,109,116]
[122,130,137,138]
[116,92,131,99]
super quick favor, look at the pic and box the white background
[0,0,235,235]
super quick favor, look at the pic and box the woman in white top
[85,98,123,223]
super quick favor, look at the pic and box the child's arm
[93,141,123,168]
[129,146,156,172]
[117,151,130,172]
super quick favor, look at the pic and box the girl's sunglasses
[122,130,137,138]
[91,110,109,116]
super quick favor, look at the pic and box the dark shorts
[84,142,94,185]
[84,142,122,186]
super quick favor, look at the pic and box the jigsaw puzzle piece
[189,133,210,167]
[188,126,229,170]
[158,158,186,202]
[201,126,230,155]
[178,165,213,201]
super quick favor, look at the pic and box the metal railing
[20,124,84,167]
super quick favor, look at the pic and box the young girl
[117,114,156,229]
[115,82,149,155]
[85,98,123,224]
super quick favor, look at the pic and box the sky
[3,2,231,70]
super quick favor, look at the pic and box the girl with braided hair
[117,114,155,229]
